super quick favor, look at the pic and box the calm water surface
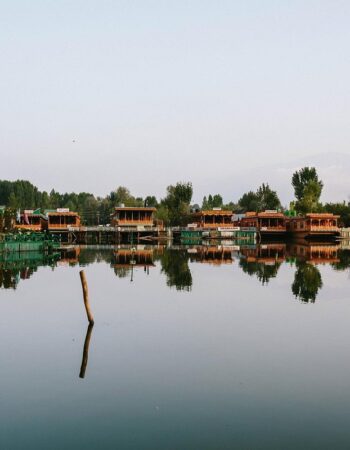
[1,243,350,450]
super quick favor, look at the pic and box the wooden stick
[79,322,94,379]
[79,270,94,324]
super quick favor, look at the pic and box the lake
[1,242,350,449]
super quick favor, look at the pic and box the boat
[286,213,340,239]
[240,211,287,238]
[0,232,60,254]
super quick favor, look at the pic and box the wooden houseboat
[111,207,158,229]
[286,213,340,239]
[240,211,286,238]
[47,209,81,231]
[15,210,48,232]
[191,209,234,229]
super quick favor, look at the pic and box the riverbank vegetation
[1,167,350,227]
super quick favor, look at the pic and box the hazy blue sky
[1,0,350,204]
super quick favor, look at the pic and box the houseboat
[178,209,256,242]
[111,206,157,229]
[15,210,48,232]
[240,211,286,239]
[191,209,234,229]
[111,206,162,243]
[286,213,340,239]
[46,209,81,232]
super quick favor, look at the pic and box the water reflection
[160,247,192,291]
[292,261,323,303]
[239,244,284,285]
[1,242,350,303]
[79,323,94,379]
[0,252,59,289]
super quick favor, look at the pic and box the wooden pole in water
[79,322,94,379]
[79,270,94,324]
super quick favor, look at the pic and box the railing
[48,223,79,229]
[309,226,339,232]
[116,220,154,225]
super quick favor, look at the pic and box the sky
[1,0,350,204]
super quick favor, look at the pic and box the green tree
[256,183,281,211]
[292,167,323,213]
[163,182,193,226]
[144,196,158,207]
[238,191,259,212]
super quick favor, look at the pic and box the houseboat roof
[290,213,340,220]
[192,210,233,217]
[245,211,284,218]
[114,207,156,212]
[47,211,79,216]
[305,213,340,219]
[21,213,47,220]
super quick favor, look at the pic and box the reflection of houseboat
[188,245,234,265]
[15,210,48,231]
[240,244,286,263]
[286,213,340,239]
[287,242,340,264]
[58,246,81,265]
[47,209,81,232]
[240,211,286,238]
[113,246,156,268]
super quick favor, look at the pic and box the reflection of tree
[331,250,350,271]
[113,267,131,278]
[292,261,323,303]
[239,259,281,285]
[160,249,192,291]
[0,255,57,290]
[79,248,114,266]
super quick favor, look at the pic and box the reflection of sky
[1,254,350,448]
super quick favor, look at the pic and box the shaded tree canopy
[162,181,193,226]
[238,183,281,212]
[202,194,223,210]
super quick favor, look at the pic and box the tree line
[0,167,350,227]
